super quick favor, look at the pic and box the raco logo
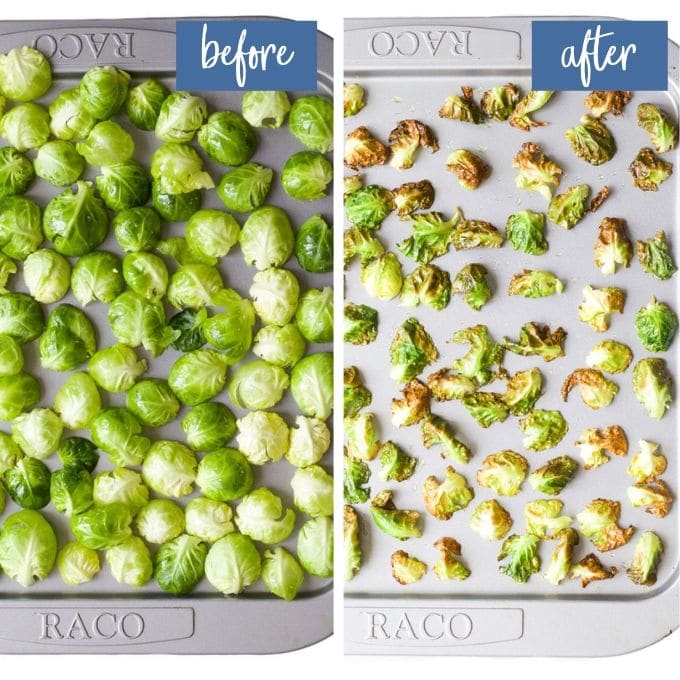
[31,32,135,60]
[367,30,471,58]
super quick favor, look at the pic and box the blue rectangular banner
[176,20,317,91]
[532,20,667,91]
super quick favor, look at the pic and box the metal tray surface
[344,17,679,656]
[0,17,332,654]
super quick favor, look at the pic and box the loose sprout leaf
[528,455,578,495]
[503,322,566,362]
[508,90,554,130]
[512,142,562,201]
[344,505,362,582]
[421,414,472,464]
[445,149,490,190]
[451,217,504,250]
[636,231,677,281]
[632,357,673,419]
[343,366,372,418]
[506,210,548,255]
[570,553,618,588]
[392,180,435,219]
[451,263,491,310]
[586,340,632,374]
[561,368,618,410]
[450,324,504,386]
[626,531,663,586]
[426,368,477,401]
[635,297,678,353]
[360,252,403,300]
[628,440,667,483]
[432,537,470,581]
[576,498,635,551]
[388,119,439,169]
[378,442,417,482]
[370,490,422,540]
[343,83,366,117]
[578,285,625,332]
[627,480,673,518]
[391,550,427,585]
[461,392,509,428]
[481,83,520,121]
[593,217,633,275]
[503,367,543,415]
[508,270,563,298]
[390,379,430,428]
[636,103,678,153]
[628,147,672,191]
[389,317,438,383]
[344,126,389,170]
[525,499,572,539]
[397,210,463,264]
[423,467,474,520]
[584,90,631,118]
[547,184,589,229]
[343,455,370,504]
[544,528,579,586]
[476,451,528,496]
[470,499,512,540]
[400,264,451,311]
[575,426,627,470]
[438,86,483,124]
[344,412,380,461]
[343,227,384,269]
[344,302,378,345]
[498,533,541,583]
[565,116,616,165]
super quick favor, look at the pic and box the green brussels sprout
[0,372,40,419]
[438,86,483,123]
[452,263,491,310]
[0,147,35,199]
[126,378,180,428]
[155,91,207,143]
[203,289,255,362]
[122,252,168,301]
[632,357,673,419]
[369,489,422,539]
[48,88,96,140]
[289,95,333,152]
[184,497,234,543]
[57,436,99,473]
[33,140,85,187]
[88,344,147,393]
[90,407,150,467]
[477,451,528,496]
[433,537,470,581]
[344,303,378,345]
[79,65,130,119]
[169,308,207,353]
[506,209,547,255]
[469,499,513,540]
[519,409,568,451]
[95,161,150,211]
[529,456,579,496]
[4,457,51,509]
[498,533,541,583]
[388,119,439,170]
[445,149,490,190]
[197,110,256,165]
[586,340,633,374]
[400,264,450,311]
[547,184,590,229]
[185,209,240,263]
[297,516,333,578]
[525,499,572,539]
[236,411,289,465]
[0,46,51,101]
[0,196,42,260]
[562,368,618,410]
[113,207,162,253]
[253,323,306,368]
[295,287,333,343]
[235,487,295,544]
[57,541,100,585]
[513,142,562,200]
[0,431,21,474]
[38,303,97,371]
[575,425,627,470]
[0,509,57,587]
[627,479,673,517]
[54,373,101,430]
[76,121,134,166]
[124,78,168,131]
[216,162,273,213]
[204,532,261,595]
[106,536,152,587]
[0,332,23,376]
[0,251,16,293]
[637,103,678,153]
[450,324,504,386]
[93,468,148,516]
[398,211,466,264]
[629,147,672,191]
[242,90,290,128]
[11,407,63,460]
[295,214,332,273]
[150,142,214,195]
[281,151,332,202]
[503,322,567,363]
[577,498,634,551]
[635,297,678,352]
[481,83,520,120]
[343,83,365,117]
[154,534,208,595]
[628,440,667,483]
[344,412,380,461]
[142,440,197,498]
[43,181,108,256]
[391,550,427,584]
[196,448,253,501]
[392,179,435,219]
[291,465,333,518]
[285,416,329,469]
[344,454,370,504]
[378,441,416,482]
[181,402,236,452]
[239,206,294,270]
[593,217,633,275]
[0,103,50,151]
[135,499,185,544]
[423,466,475,520]
[508,90,554,130]
[343,366,372,418]
[344,505,362,581]
[344,185,394,229]
[389,317,438,383]
[228,360,289,410]
[65,502,128,552]
[637,231,677,280]
[163,245,217,279]
[565,116,616,165]
[261,547,304,601]
[168,349,229,406]
[343,226,384,269]
[361,252,403,300]
[461,392,508,428]
[503,368,543,416]
[50,468,94,517]
[627,531,663,586]
[421,414,471,464]
[152,184,202,222]
[70,251,124,307]
[23,248,71,304]
[249,268,300,326]
[291,352,333,419]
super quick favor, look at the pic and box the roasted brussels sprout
[578,285,625,332]
[343,455,370,505]
[628,480,673,518]
[426,369,476,402]
[344,302,378,345]
[400,263,451,311]
[438,86,483,124]
[423,467,474,520]
[544,528,579,586]
[561,368,618,410]
[503,322,566,362]
[547,184,589,229]
[626,531,663,586]
[481,83,520,121]
[470,499,512,541]
[513,142,562,201]
[577,498,634,551]
[388,119,438,169]
[379,441,416,482]
[593,217,633,274]
[390,379,429,428]
[391,550,427,585]
[498,533,541,583]
[632,357,673,419]
[636,231,677,280]
[369,490,421,540]
[565,116,616,165]
[575,425,627,470]
[343,83,366,117]
[508,270,563,298]
[451,263,491,310]
[637,103,678,153]
[635,297,677,352]
[502,368,543,416]
[477,451,528,496]
[446,149,490,190]
[451,216,504,250]
[344,126,389,170]
[586,340,632,374]
[528,455,578,495]
[344,412,380,461]
[392,180,435,219]
[506,210,548,255]
[628,147,672,191]
[508,90,554,130]
[389,317,438,382]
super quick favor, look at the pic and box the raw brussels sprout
[4,457,51,509]
[392,179,435,219]
[11,407,63,460]
[561,368,618,410]
[575,425,628,470]
[296,287,333,343]
[236,411,289,465]
[0,509,57,587]
[586,340,633,374]
[34,140,86,186]
[547,184,589,229]
[203,289,255,362]
[508,90,554,130]
[344,185,394,229]
[281,151,332,201]
[578,285,625,332]
[253,323,306,368]
[154,534,208,595]
[291,352,333,419]
[242,90,291,128]
[421,414,471,464]
[95,161,150,211]
[181,402,236,452]
[88,344,147,393]
[452,263,491,310]
[106,536,152,587]
[204,533,261,595]
[628,440,667,483]
[184,497,234,543]
[0,46,52,101]
[498,534,541,583]
[0,332,23,376]
[577,498,634,551]
[637,231,677,280]
[169,308,207,353]
[529,456,579,496]
[481,83,520,120]
[423,466,475,520]
[125,78,168,131]
[506,210,547,255]
[228,360,289,410]
[433,537,470,581]
[462,392,509,428]
[369,489,422,539]
[0,147,35,198]
[344,412,380,461]
[23,248,71,304]
[57,436,99,473]
[48,88,96,140]
[0,252,15,292]
[168,349,229,406]
[216,162,273,213]
[113,207,162,253]
[379,441,416,482]
[76,121,134,166]
[79,65,130,119]
[344,505,362,581]
[585,90,631,118]
[389,317,438,383]
[168,264,222,310]
[286,416,330,469]
[565,115,616,165]
[291,465,333,518]
[51,468,94,517]
[627,531,663,586]
[628,147,672,191]
[469,499,513,540]
[57,541,100,585]
[142,440,197,498]
[438,86,483,124]
[289,95,333,153]
[0,372,40,419]
[38,303,97,371]
[513,142,562,201]
[155,91,207,143]
[476,451,528,496]
[635,297,677,352]
[593,217,633,275]
[249,267,300,325]
[519,409,568,451]
[93,468,148,516]
[451,324,504,386]
[343,83,365,117]
[122,252,168,301]
[391,550,427,585]
[446,149,490,190]
[361,252,403,300]
[343,366,372,418]
[0,196,42,260]
[197,110,256,165]
[295,214,332,273]
[632,358,673,419]
[185,209,240,262]
[152,184,202,222]
[43,181,108,256]
[388,119,438,169]
[343,227,384,269]
[0,103,50,151]
[126,378,180,427]
[236,487,296,544]
[196,448,253,501]
[525,499,572,539]
[400,264,451,311]
[262,547,304,601]
[637,103,678,153]
[90,407,150,467]
[72,251,125,306]
[344,303,378,345]
[239,206,294,270]
[151,143,214,197]
[297,516,333,578]
[627,480,673,517]
[135,499,185,544]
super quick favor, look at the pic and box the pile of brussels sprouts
[0,45,333,600]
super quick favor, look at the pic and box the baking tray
[0,17,332,654]
[344,16,679,656]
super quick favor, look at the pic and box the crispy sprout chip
[584,90,631,118]
[343,366,372,418]
[390,379,430,428]
[421,414,472,465]
[389,317,438,383]
[426,368,477,401]
[391,550,427,585]
[438,86,483,124]
[481,83,520,121]
[571,553,618,588]
[432,537,470,581]
[626,531,663,587]
[503,322,567,362]
[525,499,572,539]
[565,115,616,165]
[593,217,633,275]
[547,184,589,228]
[379,441,417,483]
[498,533,541,583]
[462,392,509,428]
[397,210,463,264]
[476,451,528,496]
[561,368,618,410]
[400,263,451,311]
[509,90,554,131]
[469,499,513,540]
[637,231,677,281]
[503,367,543,416]
[344,505,362,581]
[627,440,667,483]
[451,324,504,386]
[544,528,579,586]
[576,498,635,551]
[636,103,678,153]
[628,147,672,192]
[392,179,435,219]
[423,466,474,520]
[578,285,625,332]
[634,297,678,353]
[632,357,673,420]
[528,455,578,495]
[451,263,491,311]
[574,425,627,470]
[627,480,673,518]
[369,490,422,540]
[513,142,562,201]
[344,126,389,170]
[508,270,563,298]
[586,340,633,374]
[388,119,439,169]
[343,83,366,117]
[445,149,491,190]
